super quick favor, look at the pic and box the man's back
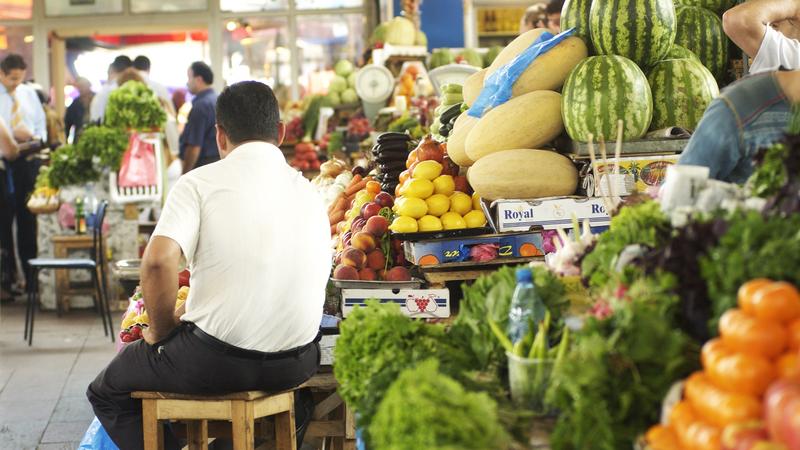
[153,142,331,352]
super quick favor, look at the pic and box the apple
[375,192,394,208]
[765,379,800,448]
[361,202,382,220]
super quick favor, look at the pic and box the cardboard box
[489,197,611,233]
[342,289,451,319]
[402,232,544,266]
[320,334,338,366]
[583,155,679,196]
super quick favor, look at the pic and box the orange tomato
[777,352,800,381]
[406,149,418,169]
[702,338,777,396]
[670,400,698,432]
[719,309,788,358]
[685,372,762,429]
[670,400,721,450]
[748,282,800,323]
[645,425,682,450]
[399,170,411,185]
[790,319,800,351]
[366,181,381,195]
[739,279,774,313]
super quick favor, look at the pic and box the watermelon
[648,58,719,131]
[590,0,677,68]
[674,5,728,80]
[562,55,653,142]
[665,44,700,62]
[561,0,593,42]
[674,0,735,13]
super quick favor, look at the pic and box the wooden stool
[302,373,356,450]
[131,390,297,450]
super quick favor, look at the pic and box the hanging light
[226,21,238,32]
[23,35,34,43]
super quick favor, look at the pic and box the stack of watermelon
[560,0,727,141]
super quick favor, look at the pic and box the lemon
[432,175,455,196]
[394,197,428,219]
[464,209,487,228]
[413,160,443,181]
[418,215,443,232]
[403,179,435,199]
[472,192,482,211]
[425,194,450,217]
[389,215,419,233]
[441,212,466,230]
[450,192,473,215]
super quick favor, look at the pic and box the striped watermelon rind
[562,55,654,142]
[561,0,593,42]
[589,0,677,68]
[647,58,720,131]
[674,0,735,13]
[674,5,728,80]
[665,44,700,62]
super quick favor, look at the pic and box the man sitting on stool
[87,81,331,450]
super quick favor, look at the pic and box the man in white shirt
[90,55,132,122]
[87,81,331,450]
[133,55,175,116]
[723,0,800,73]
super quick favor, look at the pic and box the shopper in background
[87,80,327,450]
[90,55,132,122]
[520,3,548,34]
[133,55,175,116]
[31,85,65,149]
[723,0,800,73]
[678,70,793,182]
[546,0,564,34]
[64,77,94,144]
[0,53,46,300]
[179,62,219,173]
[0,116,20,302]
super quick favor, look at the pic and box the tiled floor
[0,300,116,450]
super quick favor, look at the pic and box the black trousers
[0,158,38,290]
[87,322,320,450]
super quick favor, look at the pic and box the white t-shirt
[90,81,117,122]
[750,24,800,74]
[152,142,332,352]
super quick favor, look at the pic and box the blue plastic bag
[468,28,576,119]
[79,417,119,450]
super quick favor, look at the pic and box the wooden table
[52,234,104,314]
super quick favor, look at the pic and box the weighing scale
[355,64,395,121]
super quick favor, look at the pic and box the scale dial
[355,65,395,104]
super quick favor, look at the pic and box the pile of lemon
[389,160,487,234]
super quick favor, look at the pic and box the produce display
[326,59,359,107]
[289,141,321,172]
[647,58,719,131]
[429,84,464,139]
[561,0,593,43]
[119,286,188,343]
[27,166,60,213]
[467,149,579,201]
[372,132,412,195]
[674,5,728,80]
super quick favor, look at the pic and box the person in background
[723,0,800,73]
[32,85,65,149]
[87,80,327,450]
[133,55,175,116]
[64,77,94,143]
[90,55,132,122]
[171,89,186,116]
[520,3,549,34]
[0,117,20,302]
[179,62,219,173]
[546,0,564,34]
[678,70,795,183]
[0,53,46,300]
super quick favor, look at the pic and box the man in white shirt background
[87,81,331,450]
[0,53,46,302]
[133,55,175,116]
[90,55,132,122]
[723,0,800,73]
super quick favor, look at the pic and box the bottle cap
[516,268,532,283]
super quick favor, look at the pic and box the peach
[341,247,367,269]
[377,269,387,280]
[367,249,387,271]
[351,232,377,253]
[333,264,359,280]
[358,268,377,281]
[364,216,389,238]
[385,266,412,282]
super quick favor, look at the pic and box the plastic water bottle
[507,268,546,345]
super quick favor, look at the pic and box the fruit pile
[27,166,60,213]
[389,136,486,234]
[645,280,800,449]
[430,84,465,140]
[347,117,372,139]
[326,60,359,107]
[119,286,188,343]
[290,141,321,172]
[372,132,412,195]
[284,116,304,144]
[329,174,382,237]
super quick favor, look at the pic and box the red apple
[765,379,800,448]
[361,202,382,220]
[375,192,394,208]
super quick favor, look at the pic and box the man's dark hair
[1,54,27,74]
[110,55,133,73]
[189,61,214,85]
[546,0,565,15]
[216,81,280,144]
[133,55,151,72]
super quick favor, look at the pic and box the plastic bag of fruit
[116,286,189,352]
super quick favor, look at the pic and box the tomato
[721,421,769,450]
[748,282,800,324]
[777,353,800,381]
[671,400,699,432]
[789,320,800,351]
[685,372,762,429]
[719,309,788,359]
[702,338,777,396]
[366,181,381,195]
[670,400,721,450]
[739,279,774,313]
[646,425,682,450]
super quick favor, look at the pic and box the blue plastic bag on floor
[79,417,119,450]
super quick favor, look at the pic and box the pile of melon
[449,29,586,201]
